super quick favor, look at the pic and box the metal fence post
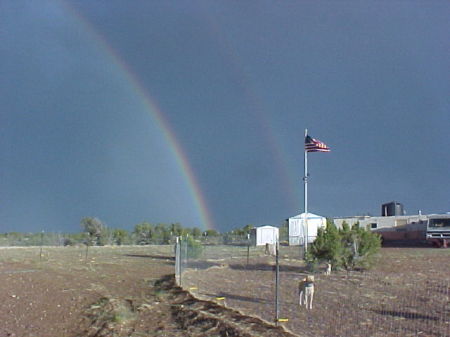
[184,234,188,266]
[247,233,250,266]
[275,239,280,325]
[175,236,181,286]
[39,230,44,262]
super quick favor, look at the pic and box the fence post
[39,230,44,262]
[275,239,280,325]
[175,236,181,286]
[184,234,188,267]
[247,233,250,266]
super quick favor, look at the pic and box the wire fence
[175,237,450,337]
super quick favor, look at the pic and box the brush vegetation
[308,220,381,271]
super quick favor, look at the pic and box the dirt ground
[182,247,450,337]
[0,246,293,337]
[1,246,449,337]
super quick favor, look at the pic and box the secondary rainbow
[62,2,215,230]
[203,15,300,211]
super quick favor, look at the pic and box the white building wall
[251,226,279,246]
[333,215,429,230]
[288,213,326,246]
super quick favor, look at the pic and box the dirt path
[156,274,294,337]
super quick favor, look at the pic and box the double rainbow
[62,2,215,230]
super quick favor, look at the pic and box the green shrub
[307,220,344,269]
[308,221,381,271]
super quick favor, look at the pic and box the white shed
[288,213,326,245]
[250,225,279,246]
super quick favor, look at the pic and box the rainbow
[61,2,215,230]
[202,16,300,211]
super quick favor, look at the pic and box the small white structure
[288,213,326,246]
[250,225,279,246]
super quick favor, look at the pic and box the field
[0,245,290,337]
[0,245,449,337]
[182,246,450,337]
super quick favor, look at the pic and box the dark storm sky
[1,1,449,232]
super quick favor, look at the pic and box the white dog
[299,275,315,309]
[324,263,331,276]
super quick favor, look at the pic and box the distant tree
[4,232,25,246]
[279,221,289,242]
[81,217,105,246]
[204,229,219,237]
[180,227,191,237]
[133,222,153,245]
[154,223,171,244]
[99,227,114,246]
[229,224,254,237]
[242,224,254,235]
[170,223,183,237]
[191,227,202,238]
[112,229,128,245]
[62,232,85,246]
[200,229,221,244]
[161,224,171,244]
[63,237,75,246]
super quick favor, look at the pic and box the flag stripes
[305,135,330,152]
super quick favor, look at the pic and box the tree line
[0,217,223,247]
[79,217,224,246]
[0,217,381,271]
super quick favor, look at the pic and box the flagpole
[304,129,308,259]
[303,131,329,260]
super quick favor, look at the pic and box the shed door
[261,228,274,244]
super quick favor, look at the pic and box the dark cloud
[1,1,449,232]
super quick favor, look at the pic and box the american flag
[305,135,330,152]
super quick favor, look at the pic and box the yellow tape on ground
[277,318,289,322]
[215,297,226,300]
